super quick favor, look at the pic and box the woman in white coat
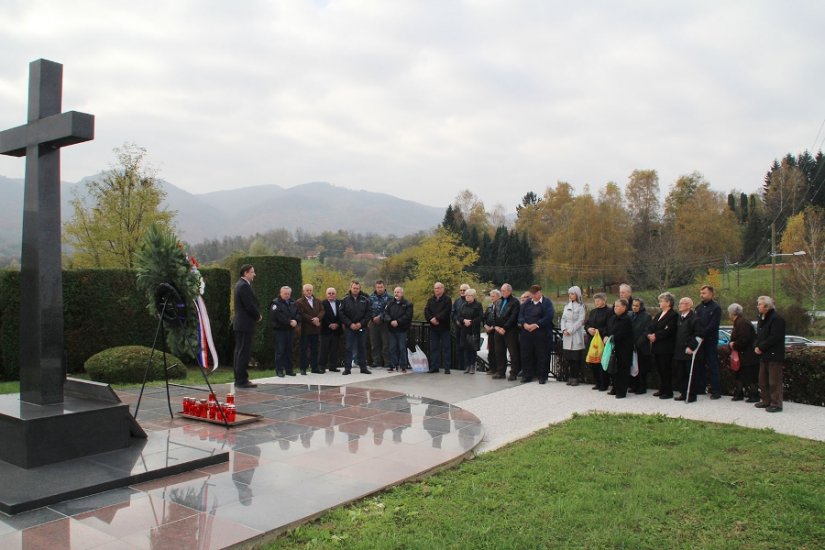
[560,286,586,386]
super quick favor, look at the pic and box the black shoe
[236,381,257,388]
[659,393,673,399]
[607,389,616,396]
[521,378,534,384]
[538,379,546,384]
[598,387,608,392]
[634,388,647,395]
[766,406,783,413]
[300,370,307,375]
[710,393,721,400]
[615,394,627,399]
[732,392,744,402]
[687,395,697,403]
[287,371,296,377]
[276,371,285,378]
[444,369,451,374]
[342,369,351,375]
[653,391,662,397]
[328,367,340,372]
[754,402,769,408]
[674,394,686,401]
[310,369,323,374]
[360,368,372,374]
[592,385,600,390]
[507,375,517,381]
[746,396,760,403]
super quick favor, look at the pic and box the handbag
[465,332,481,351]
[586,330,604,364]
[729,348,741,372]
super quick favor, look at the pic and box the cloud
[1,0,824,211]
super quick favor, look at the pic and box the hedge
[84,345,187,384]
[0,267,231,380]
[718,345,825,407]
[232,256,302,369]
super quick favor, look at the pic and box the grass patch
[0,366,250,395]
[267,413,825,550]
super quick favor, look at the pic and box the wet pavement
[0,381,483,549]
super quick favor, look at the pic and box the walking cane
[685,337,704,404]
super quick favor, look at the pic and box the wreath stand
[133,283,230,426]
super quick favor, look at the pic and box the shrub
[84,345,187,384]
[0,267,230,380]
[719,345,825,406]
[783,303,811,335]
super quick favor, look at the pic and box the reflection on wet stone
[6,384,483,548]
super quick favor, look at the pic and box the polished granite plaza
[0,382,484,549]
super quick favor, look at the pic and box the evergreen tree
[739,192,749,224]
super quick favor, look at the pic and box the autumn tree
[764,160,808,234]
[64,143,174,268]
[780,206,825,315]
[396,228,482,318]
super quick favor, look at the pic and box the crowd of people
[230,264,787,413]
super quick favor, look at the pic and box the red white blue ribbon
[194,295,219,372]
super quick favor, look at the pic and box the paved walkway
[1,367,823,549]
[351,370,825,452]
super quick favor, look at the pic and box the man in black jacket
[319,287,343,372]
[494,283,521,380]
[233,264,261,388]
[673,297,705,402]
[270,286,300,377]
[339,280,372,375]
[755,296,786,413]
[424,282,452,373]
[695,285,722,398]
[383,286,413,372]
[483,289,501,375]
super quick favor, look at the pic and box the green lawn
[0,366,244,395]
[267,413,825,550]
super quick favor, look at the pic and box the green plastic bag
[601,336,614,372]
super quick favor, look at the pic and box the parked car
[785,335,825,348]
[717,329,731,346]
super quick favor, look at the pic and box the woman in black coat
[630,298,653,394]
[727,303,759,402]
[457,288,483,374]
[647,292,678,399]
[585,293,613,391]
[607,299,634,398]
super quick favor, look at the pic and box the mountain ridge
[0,176,444,258]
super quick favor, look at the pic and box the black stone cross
[0,59,94,405]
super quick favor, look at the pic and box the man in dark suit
[320,287,343,372]
[755,295,786,413]
[296,283,325,374]
[673,297,705,402]
[493,283,521,380]
[233,264,261,388]
[518,285,555,384]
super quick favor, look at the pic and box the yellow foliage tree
[780,206,825,313]
[395,228,482,319]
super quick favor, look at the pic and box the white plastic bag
[409,345,429,373]
[630,351,639,377]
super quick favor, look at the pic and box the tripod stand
[134,283,229,425]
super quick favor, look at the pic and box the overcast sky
[1,1,823,210]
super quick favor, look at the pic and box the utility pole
[771,222,776,297]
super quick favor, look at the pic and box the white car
[785,335,825,348]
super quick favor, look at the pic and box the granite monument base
[0,379,228,514]
[0,378,143,469]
